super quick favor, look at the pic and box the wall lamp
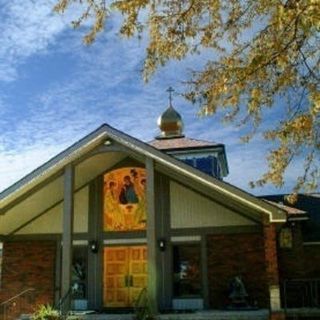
[104,139,112,146]
[89,240,99,253]
[158,238,166,252]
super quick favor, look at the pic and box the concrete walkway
[159,310,269,320]
[67,309,270,320]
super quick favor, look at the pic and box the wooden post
[156,174,172,310]
[87,178,103,310]
[61,164,74,314]
[146,158,158,314]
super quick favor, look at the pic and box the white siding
[16,186,89,234]
[170,182,255,229]
[0,177,64,235]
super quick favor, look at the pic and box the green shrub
[31,304,61,320]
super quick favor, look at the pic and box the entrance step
[67,315,134,320]
[159,310,269,320]
[67,309,269,320]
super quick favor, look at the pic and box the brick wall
[278,225,306,279]
[0,240,56,316]
[279,225,320,279]
[278,224,320,310]
[303,245,320,277]
[207,232,269,309]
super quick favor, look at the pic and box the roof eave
[287,215,309,222]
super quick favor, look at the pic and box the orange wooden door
[128,246,148,305]
[103,246,147,308]
[103,246,129,307]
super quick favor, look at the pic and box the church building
[0,93,318,320]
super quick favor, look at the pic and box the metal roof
[149,137,223,150]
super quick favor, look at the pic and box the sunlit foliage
[54,0,320,195]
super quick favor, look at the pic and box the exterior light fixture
[104,139,112,146]
[158,238,166,252]
[89,240,99,253]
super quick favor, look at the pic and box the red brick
[303,245,320,277]
[278,225,306,279]
[279,225,320,280]
[0,241,56,319]
[207,232,269,308]
[263,223,280,286]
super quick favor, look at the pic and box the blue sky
[0,0,304,195]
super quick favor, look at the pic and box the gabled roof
[0,124,286,222]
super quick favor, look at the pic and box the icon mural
[103,168,147,231]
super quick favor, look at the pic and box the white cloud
[0,4,313,196]
[0,143,66,192]
[0,0,84,81]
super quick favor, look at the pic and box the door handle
[129,275,134,287]
[124,275,129,287]
[124,275,134,287]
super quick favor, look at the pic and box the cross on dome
[167,86,175,106]
[156,87,184,139]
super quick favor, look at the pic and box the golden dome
[156,87,184,139]
[157,105,184,138]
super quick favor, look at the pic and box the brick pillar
[263,218,285,320]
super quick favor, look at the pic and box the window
[173,244,201,297]
[72,246,87,302]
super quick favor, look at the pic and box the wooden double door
[103,245,147,308]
